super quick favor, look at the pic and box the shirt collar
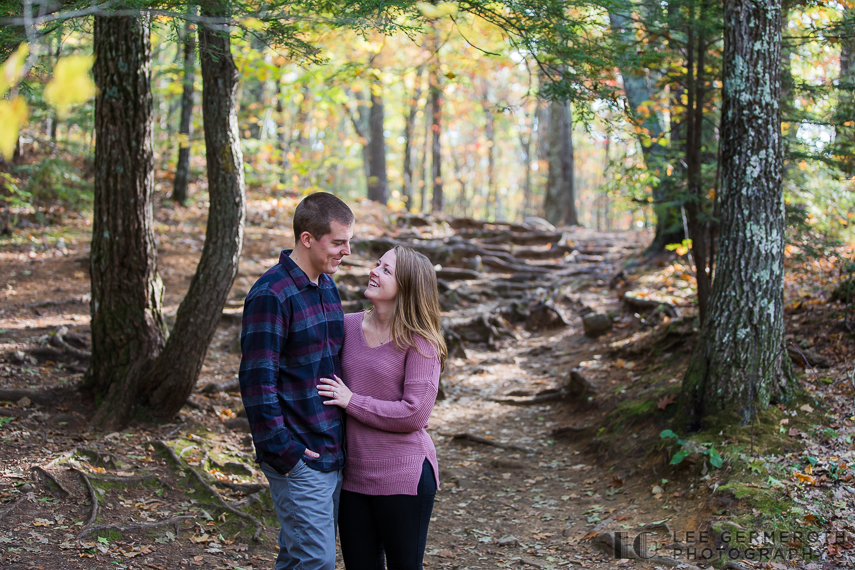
[279,249,333,289]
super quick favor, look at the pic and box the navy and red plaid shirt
[239,250,345,475]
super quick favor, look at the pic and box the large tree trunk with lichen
[142,0,245,419]
[89,15,166,429]
[680,0,796,429]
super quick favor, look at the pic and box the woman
[317,245,447,570]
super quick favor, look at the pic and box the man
[239,192,354,569]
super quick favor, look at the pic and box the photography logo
[611,529,847,563]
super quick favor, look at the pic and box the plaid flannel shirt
[239,250,345,475]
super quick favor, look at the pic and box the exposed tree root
[78,516,195,540]
[0,387,74,406]
[73,468,99,538]
[446,433,527,453]
[153,441,264,542]
[87,473,156,484]
[212,480,266,494]
[75,447,120,469]
[490,390,569,406]
[49,326,91,359]
[31,466,72,498]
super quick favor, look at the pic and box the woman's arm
[317,343,440,433]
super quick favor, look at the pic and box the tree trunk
[482,90,497,220]
[560,101,578,226]
[836,4,855,175]
[680,0,796,429]
[608,9,682,250]
[420,96,432,213]
[172,14,196,205]
[402,66,424,210]
[544,100,577,226]
[276,68,288,184]
[429,62,443,212]
[367,73,388,203]
[683,2,712,326]
[518,119,533,220]
[143,0,246,419]
[89,14,166,429]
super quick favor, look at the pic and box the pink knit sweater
[340,312,441,496]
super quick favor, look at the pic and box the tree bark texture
[430,66,443,212]
[608,9,683,250]
[143,0,246,419]
[172,15,196,205]
[683,2,712,326]
[681,0,796,428]
[836,4,855,175]
[483,102,498,221]
[544,100,577,226]
[367,74,388,203]
[402,66,424,209]
[89,15,166,429]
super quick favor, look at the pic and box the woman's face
[365,249,398,303]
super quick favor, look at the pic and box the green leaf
[708,447,723,469]
[660,429,679,439]
[669,450,688,465]
[97,536,109,545]
[0,417,14,427]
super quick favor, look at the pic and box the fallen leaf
[657,394,677,410]
[799,404,814,413]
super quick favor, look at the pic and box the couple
[239,192,446,570]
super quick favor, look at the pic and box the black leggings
[338,460,436,570]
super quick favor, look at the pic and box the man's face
[307,220,353,275]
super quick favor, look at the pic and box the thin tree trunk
[836,4,855,176]
[482,91,497,220]
[276,68,288,184]
[609,9,682,250]
[683,2,712,326]
[89,14,165,429]
[49,33,61,141]
[367,73,388,203]
[144,0,246,418]
[560,101,578,225]
[172,13,196,205]
[519,123,533,220]
[420,97,432,213]
[402,66,425,209]
[429,63,443,212]
[681,0,796,428]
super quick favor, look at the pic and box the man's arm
[239,291,316,474]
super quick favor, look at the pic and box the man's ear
[298,231,314,249]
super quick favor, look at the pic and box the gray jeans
[260,460,343,570]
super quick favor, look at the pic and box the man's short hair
[293,192,354,242]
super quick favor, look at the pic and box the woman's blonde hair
[371,246,447,369]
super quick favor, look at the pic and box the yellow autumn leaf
[1,43,28,97]
[174,132,190,149]
[0,96,28,160]
[416,1,458,18]
[242,17,264,31]
[44,55,96,119]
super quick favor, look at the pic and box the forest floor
[0,188,853,570]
